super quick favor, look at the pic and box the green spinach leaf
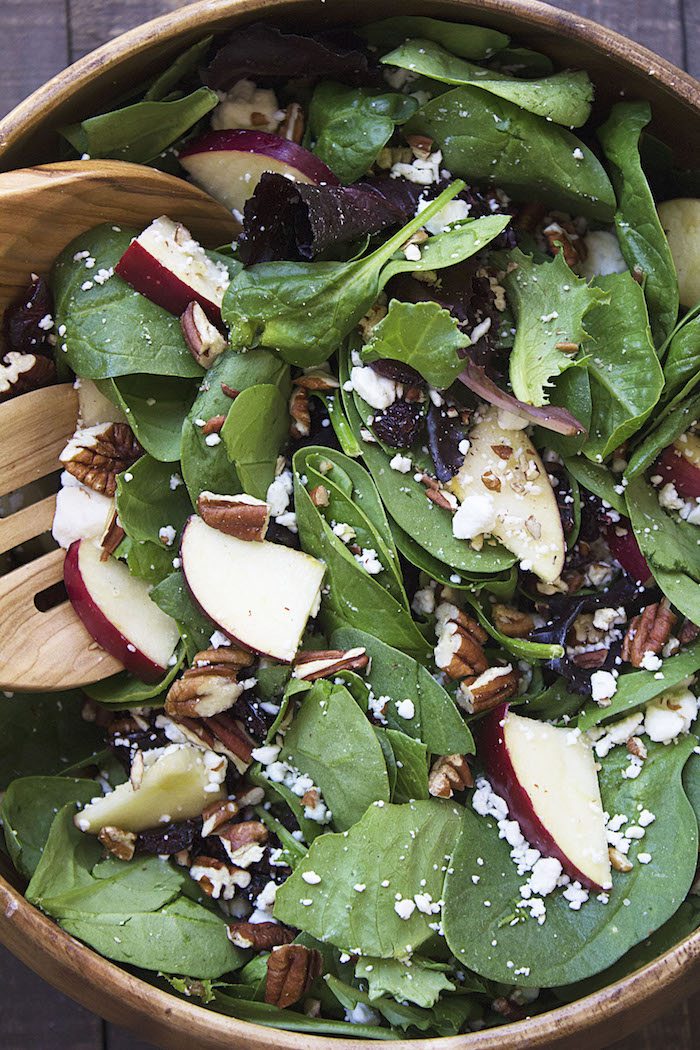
[221,384,288,500]
[360,17,509,60]
[143,37,213,102]
[385,730,429,803]
[625,391,700,480]
[663,315,700,400]
[150,571,216,659]
[116,455,192,547]
[361,300,470,389]
[1,777,96,880]
[563,456,626,515]
[97,375,196,462]
[625,476,700,582]
[83,649,184,707]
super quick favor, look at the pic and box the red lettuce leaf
[458,361,586,437]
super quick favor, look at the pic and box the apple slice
[481,704,612,890]
[64,539,179,682]
[178,129,340,215]
[448,406,566,583]
[657,197,700,309]
[75,743,226,834]
[76,378,127,426]
[114,216,230,325]
[180,515,325,662]
[656,434,700,499]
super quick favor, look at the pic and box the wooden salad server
[0,160,239,692]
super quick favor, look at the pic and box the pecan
[608,846,633,873]
[227,921,295,950]
[572,648,609,669]
[100,509,125,559]
[289,387,311,439]
[98,825,136,861]
[492,604,534,638]
[201,798,239,837]
[309,484,330,507]
[481,470,502,492]
[543,221,586,268]
[0,351,55,402]
[418,474,458,512]
[627,736,648,760]
[204,711,256,766]
[492,997,526,1022]
[428,754,473,799]
[405,133,433,160]
[678,620,700,646]
[221,383,239,399]
[180,301,227,368]
[555,341,580,355]
[192,647,255,670]
[622,599,677,667]
[60,422,142,496]
[189,855,251,899]
[198,491,270,541]
[293,368,340,392]
[279,102,305,143]
[491,444,513,461]
[293,647,369,681]
[265,944,323,1009]
[219,820,268,866]
[458,665,519,714]
[202,414,226,436]
[166,663,247,719]
[435,608,489,679]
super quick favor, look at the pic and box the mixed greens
[3,16,700,1040]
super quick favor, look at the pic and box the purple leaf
[203,23,381,91]
[458,361,586,437]
[426,401,469,482]
[3,275,55,357]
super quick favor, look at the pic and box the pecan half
[60,422,142,496]
[180,301,227,368]
[197,491,270,541]
[572,648,609,669]
[100,509,125,559]
[98,825,136,861]
[621,598,677,667]
[293,647,369,681]
[458,665,519,714]
[189,856,251,899]
[219,820,268,867]
[227,921,295,950]
[166,663,247,719]
[428,754,473,799]
[265,944,323,1009]
[289,387,311,439]
[204,711,256,766]
[434,607,489,679]
[0,351,55,402]
[492,604,534,638]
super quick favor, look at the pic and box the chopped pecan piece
[180,301,227,368]
[627,736,648,760]
[572,648,609,669]
[221,383,239,399]
[309,484,330,507]
[418,473,458,512]
[293,647,369,681]
[289,387,311,439]
[678,620,700,646]
[60,422,142,496]
[218,820,268,867]
[434,606,489,679]
[622,598,677,667]
[293,368,339,392]
[98,825,136,861]
[201,798,240,837]
[202,414,226,436]
[428,754,473,799]
[0,351,55,402]
[197,491,270,540]
[279,102,305,143]
[100,509,125,559]
[543,221,586,268]
[189,856,251,899]
[492,604,534,638]
[481,469,502,492]
[265,944,323,1009]
[227,921,295,950]
[458,665,519,714]
[492,997,526,1022]
[608,846,633,873]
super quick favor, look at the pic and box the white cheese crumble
[452,491,498,540]
[395,698,415,720]
[590,670,618,706]
[389,453,413,473]
[349,365,399,410]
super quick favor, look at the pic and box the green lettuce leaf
[361,300,470,389]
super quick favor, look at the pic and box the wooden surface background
[0,0,698,1046]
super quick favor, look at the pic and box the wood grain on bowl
[0,1,698,1049]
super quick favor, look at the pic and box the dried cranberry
[231,692,276,743]
[368,358,424,386]
[4,275,55,358]
[372,399,424,448]
[137,817,202,856]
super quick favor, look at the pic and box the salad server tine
[0,161,237,690]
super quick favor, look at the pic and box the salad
[2,15,700,1040]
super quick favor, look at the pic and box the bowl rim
[0,0,699,1046]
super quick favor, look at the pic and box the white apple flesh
[64,539,179,682]
[76,378,127,426]
[180,515,325,663]
[75,743,226,834]
[657,197,700,309]
[656,434,700,499]
[448,406,566,583]
[178,129,340,215]
[481,704,612,891]
[115,216,230,325]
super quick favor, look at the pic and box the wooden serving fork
[0,161,238,691]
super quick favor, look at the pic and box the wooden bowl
[0,1,699,1047]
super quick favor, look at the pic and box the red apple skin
[479,703,604,891]
[115,241,222,326]
[604,519,652,584]
[64,541,166,683]
[178,129,341,187]
[655,443,700,499]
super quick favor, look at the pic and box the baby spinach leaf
[0,692,105,790]
[281,680,390,831]
[274,799,462,957]
[663,315,700,401]
[310,390,362,457]
[308,82,418,184]
[1,776,96,880]
[52,225,203,380]
[406,87,615,220]
[582,271,664,462]
[143,36,213,102]
[212,988,397,1038]
[221,187,509,366]
[650,566,700,625]
[356,955,454,1008]
[150,571,216,658]
[625,476,700,582]
[598,102,679,346]
[294,478,430,660]
[331,627,473,756]
[123,538,176,586]
[465,596,563,662]
[505,249,607,407]
[84,648,184,707]
[385,730,429,803]
[361,17,509,60]
[181,349,289,503]
[97,375,196,462]
[443,737,698,986]
[578,638,700,729]
[116,455,192,549]
[220,384,288,500]
[381,40,592,126]
[625,391,700,480]
[361,300,470,389]
[60,88,218,163]
[487,46,553,77]
[563,456,626,515]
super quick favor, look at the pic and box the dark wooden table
[1,1,698,1046]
